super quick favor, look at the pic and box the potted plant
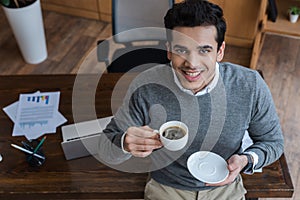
[1,0,48,64]
[1,0,36,8]
[289,5,300,23]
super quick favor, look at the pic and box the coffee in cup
[162,126,186,140]
[158,121,188,151]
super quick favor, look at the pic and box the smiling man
[168,25,224,94]
[99,0,284,199]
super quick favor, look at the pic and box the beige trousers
[144,175,246,200]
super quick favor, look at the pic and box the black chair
[97,0,173,73]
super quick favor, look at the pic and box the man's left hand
[205,154,248,186]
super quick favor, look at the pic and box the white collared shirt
[171,62,220,96]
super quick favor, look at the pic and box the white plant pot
[2,0,47,64]
[289,13,299,23]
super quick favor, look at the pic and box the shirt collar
[171,62,220,96]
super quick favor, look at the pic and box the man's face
[167,26,225,94]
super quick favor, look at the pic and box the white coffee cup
[158,121,188,151]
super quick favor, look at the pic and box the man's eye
[199,49,209,54]
[175,49,187,54]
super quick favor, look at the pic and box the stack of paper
[3,91,67,140]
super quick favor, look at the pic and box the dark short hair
[164,0,226,50]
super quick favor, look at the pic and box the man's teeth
[185,71,200,77]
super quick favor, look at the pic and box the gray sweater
[99,62,284,191]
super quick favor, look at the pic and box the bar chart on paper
[14,91,63,139]
[27,95,50,104]
[3,91,67,140]
[18,93,57,129]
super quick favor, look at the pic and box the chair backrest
[112,0,174,43]
[104,0,173,72]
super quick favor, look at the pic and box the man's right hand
[124,126,163,157]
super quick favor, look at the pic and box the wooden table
[0,74,294,199]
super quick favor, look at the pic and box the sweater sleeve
[246,71,284,169]
[97,118,132,165]
[97,76,148,165]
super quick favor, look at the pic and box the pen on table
[11,144,45,160]
[21,141,33,151]
[27,136,47,161]
[32,136,47,155]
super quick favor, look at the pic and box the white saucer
[187,151,229,184]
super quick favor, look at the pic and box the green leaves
[290,6,300,15]
[1,0,10,6]
[1,0,36,8]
